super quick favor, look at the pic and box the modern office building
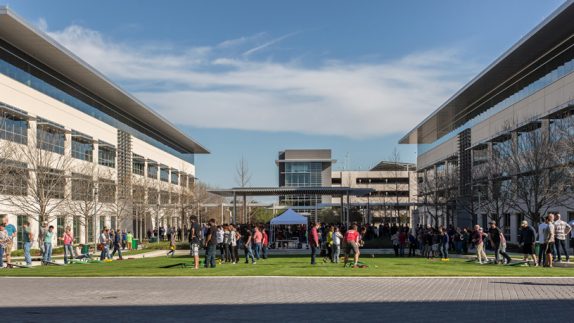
[400,1,574,242]
[331,161,417,224]
[0,7,208,248]
[276,149,334,215]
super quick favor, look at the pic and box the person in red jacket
[344,224,361,267]
[310,222,320,265]
[262,227,269,259]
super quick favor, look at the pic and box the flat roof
[209,187,375,197]
[0,7,209,154]
[400,0,574,145]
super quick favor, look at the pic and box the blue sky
[4,0,567,188]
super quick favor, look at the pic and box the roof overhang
[0,7,209,154]
[209,187,375,197]
[400,0,574,145]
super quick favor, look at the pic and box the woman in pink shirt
[253,227,263,260]
[59,226,74,264]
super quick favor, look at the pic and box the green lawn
[1,255,574,277]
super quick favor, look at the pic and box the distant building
[276,149,334,215]
[332,161,417,225]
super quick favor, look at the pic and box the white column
[510,214,518,244]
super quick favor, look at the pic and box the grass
[1,254,574,277]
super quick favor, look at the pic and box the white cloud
[44,23,477,138]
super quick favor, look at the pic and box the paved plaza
[3,276,574,322]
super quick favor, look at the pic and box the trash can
[534,243,540,257]
[81,244,89,255]
[132,239,139,250]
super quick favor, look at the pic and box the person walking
[543,214,556,267]
[126,231,133,250]
[229,224,239,264]
[472,225,488,264]
[332,227,343,263]
[2,216,16,266]
[166,230,176,257]
[22,221,33,266]
[111,229,124,260]
[553,213,571,262]
[310,222,320,265]
[189,219,201,269]
[99,228,110,261]
[489,221,511,265]
[59,226,75,264]
[518,220,538,266]
[343,224,361,267]
[243,227,256,264]
[261,228,269,260]
[43,225,55,264]
[204,219,218,268]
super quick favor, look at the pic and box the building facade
[400,1,574,243]
[277,149,334,215]
[0,8,208,249]
[331,161,417,225]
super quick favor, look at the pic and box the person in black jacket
[518,220,538,266]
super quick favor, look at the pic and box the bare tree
[235,156,252,223]
[419,167,442,227]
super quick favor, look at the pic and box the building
[276,149,334,215]
[400,1,574,243]
[331,161,417,225]
[0,7,208,249]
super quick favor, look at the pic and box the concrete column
[510,213,518,244]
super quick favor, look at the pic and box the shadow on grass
[7,300,574,322]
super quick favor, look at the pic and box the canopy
[270,209,308,225]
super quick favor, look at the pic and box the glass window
[73,216,81,243]
[98,143,116,168]
[0,159,28,196]
[87,217,94,243]
[148,188,158,205]
[132,154,145,176]
[133,185,145,204]
[0,105,28,144]
[160,167,169,182]
[71,173,93,201]
[17,215,27,249]
[98,178,116,203]
[99,216,106,231]
[160,190,170,205]
[171,171,179,185]
[71,131,93,162]
[37,120,65,155]
[37,167,65,199]
[147,163,158,180]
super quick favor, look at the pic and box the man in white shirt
[554,213,572,262]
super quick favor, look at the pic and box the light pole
[156,203,160,244]
[92,186,98,251]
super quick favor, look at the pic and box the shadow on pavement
[6,300,574,322]
[491,281,574,287]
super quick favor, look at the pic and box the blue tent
[270,208,308,225]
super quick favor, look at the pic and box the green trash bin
[534,243,540,257]
[132,239,139,250]
[81,244,89,255]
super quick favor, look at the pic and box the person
[461,228,470,255]
[553,213,571,262]
[43,225,55,264]
[537,215,549,266]
[111,229,124,260]
[439,227,449,260]
[99,228,110,261]
[324,226,334,262]
[408,230,417,257]
[472,225,488,264]
[261,227,269,260]
[229,224,239,264]
[310,222,320,265]
[332,227,343,263]
[253,226,263,260]
[22,221,33,266]
[343,224,361,267]
[391,231,400,257]
[543,214,556,267]
[2,216,16,265]
[167,230,176,257]
[121,230,127,250]
[189,219,201,269]
[74,244,91,260]
[518,220,538,265]
[0,224,8,268]
[223,225,231,263]
[216,225,224,259]
[488,221,511,265]
[126,231,133,250]
[204,219,218,268]
[243,226,256,264]
[59,226,74,264]
[398,229,407,257]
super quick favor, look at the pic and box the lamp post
[156,203,160,244]
[92,186,98,251]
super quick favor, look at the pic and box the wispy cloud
[42,22,477,138]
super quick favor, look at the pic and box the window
[180,174,188,187]
[99,215,106,231]
[98,178,116,203]
[57,217,65,246]
[332,178,341,185]
[37,168,65,199]
[133,185,145,204]
[160,190,170,205]
[171,171,179,185]
[71,173,93,201]
[37,119,65,155]
[98,141,116,168]
[110,216,117,230]
[0,104,28,144]
[133,154,145,176]
[147,162,158,180]
[73,216,81,243]
[148,188,158,205]
[87,217,94,243]
[71,131,93,162]
[160,167,169,182]
[0,159,28,196]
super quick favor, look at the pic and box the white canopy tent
[269,208,308,245]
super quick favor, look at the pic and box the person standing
[310,222,320,265]
[543,214,556,267]
[204,219,218,268]
[111,229,124,260]
[488,221,511,264]
[439,228,449,260]
[2,216,16,265]
[253,226,263,260]
[472,225,488,264]
[229,224,239,264]
[126,231,133,250]
[59,226,74,264]
[99,228,110,261]
[0,224,8,268]
[518,220,538,266]
[22,221,33,266]
[243,227,256,264]
[121,230,127,250]
[216,225,224,259]
[553,213,571,262]
[43,225,55,264]
[261,227,269,260]
[332,227,343,263]
[38,221,48,257]
[343,224,361,267]
[223,225,231,263]
[189,219,201,269]
[537,216,549,266]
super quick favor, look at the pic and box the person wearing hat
[518,220,537,266]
